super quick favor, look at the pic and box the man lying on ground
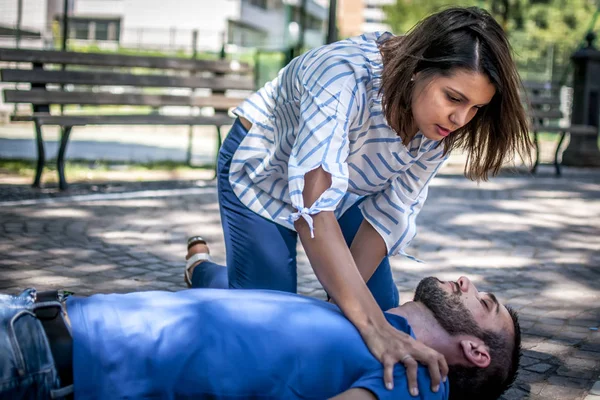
[2,244,520,400]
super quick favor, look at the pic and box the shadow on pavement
[0,164,598,400]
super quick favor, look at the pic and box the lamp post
[61,0,69,51]
[297,0,307,54]
[326,0,337,44]
[561,32,600,167]
[15,0,23,48]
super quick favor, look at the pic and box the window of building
[290,7,324,31]
[94,20,114,41]
[246,0,268,9]
[365,17,381,23]
[57,17,121,41]
[72,19,89,40]
[244,0,282,10]
[228,20,268,47]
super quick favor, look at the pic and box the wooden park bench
[523,81,597,176]
[0,48,255,189]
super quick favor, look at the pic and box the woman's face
[411,69,496,141]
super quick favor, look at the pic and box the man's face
[414,276,514,338]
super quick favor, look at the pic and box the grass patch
[0,159,215,184]
[0,159,212,172]
[0,159,38,175]
[534,132,600,148]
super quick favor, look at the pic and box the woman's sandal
[185,236,212,288]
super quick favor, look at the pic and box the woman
[185,6,531,396]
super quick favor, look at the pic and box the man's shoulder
[358,313,449,400]
[351,364,449,400]
[384,312,416,338]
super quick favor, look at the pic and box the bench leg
[214,125,223,179]
[531,131,540,174]
[57,126,72,191]
[32,119,45,188]
[186,125,194,166]
[554,132,566,177]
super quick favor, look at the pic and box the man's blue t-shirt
[67,289,449,399]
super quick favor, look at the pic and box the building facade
[0,0,328,51]
[0,0,51,48]
[338,0,393,39]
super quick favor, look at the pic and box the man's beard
[414,277,484,338]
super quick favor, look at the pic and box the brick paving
[0,166,599,399]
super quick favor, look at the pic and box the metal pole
[60,0,69,115]
[297,0,307,56]
[16,0,23,48]
[61,0,69,51]
[284,3,293,65]
[220,31,226,59]
[13,0,23,114]
[546,43,554,82]
[170,27,176,52]
[191,29,198,58]
[254,48,260,89]
[326,0,337,44]
[187,30,199,166]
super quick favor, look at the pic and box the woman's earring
[410,77,415,82]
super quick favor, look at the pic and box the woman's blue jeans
[192,119,399,311]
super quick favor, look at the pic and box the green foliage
[254,51,286,87]
[383,0,600,82]
[67,42,213,59]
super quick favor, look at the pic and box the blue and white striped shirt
[231,32,448,257]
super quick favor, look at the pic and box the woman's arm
[295,189,384,333]
[350,219,387,283]
[296,167,447,395]
[295,169,383,332]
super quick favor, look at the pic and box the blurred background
[1,0,597,87]
[0,0,598,178]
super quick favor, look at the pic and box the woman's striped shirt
[231,32,448,258]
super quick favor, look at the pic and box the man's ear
[460,339,491,368]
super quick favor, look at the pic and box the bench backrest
[0,48,255,114]
[522,80,568,123]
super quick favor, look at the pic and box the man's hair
[379,7,532,181]
[448,306,522,400]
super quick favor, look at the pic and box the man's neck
[387,302,465,365]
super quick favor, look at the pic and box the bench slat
[531,124,597,135]
[529,110,564,119]
[527,96,562,106]
[0,48,252,74]
[11,113,234,126]
[0,69,255,91]
[4,89,246,110]
[522,81,559,91]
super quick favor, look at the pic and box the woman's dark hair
[379,7,532,181]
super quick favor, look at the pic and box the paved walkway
[0,122,221,165]
[0,166,599,400]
